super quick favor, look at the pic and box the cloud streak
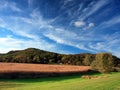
[0,35,56,53]
[98,15,120,29]
[0,3,57,53]
[0,0,120,58]
[0,1,22,12]
[78,0,110,20]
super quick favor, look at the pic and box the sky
[0,0,120,57]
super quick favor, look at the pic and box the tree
[61,55,70,64]
[91,53,114,73]
[83,54,93,66]
[33,55,40,63]
[49,59,55,64]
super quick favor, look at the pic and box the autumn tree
[91,53,114,73]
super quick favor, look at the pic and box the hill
[0,48,120,72]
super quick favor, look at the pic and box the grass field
[0,72,120,90]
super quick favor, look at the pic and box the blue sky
[0,0,120,57]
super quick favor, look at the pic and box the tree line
[0,48,120,73]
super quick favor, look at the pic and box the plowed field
[0,63,91,78]
[0,63,90,73]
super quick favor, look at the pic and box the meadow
[0,72,120,90]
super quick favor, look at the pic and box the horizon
[1,47,119,58]
[0,0,120,58]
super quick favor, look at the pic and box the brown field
[0,63,90,73]
[0,63,91,78]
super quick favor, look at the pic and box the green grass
[0,72,120,90]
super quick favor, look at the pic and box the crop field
[0,63,90,78]
[0,63,90,73]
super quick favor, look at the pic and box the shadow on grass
[0,82,24,90]
[0,70,101,83]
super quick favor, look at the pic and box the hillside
[0,48,120,67]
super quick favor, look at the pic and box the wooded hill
[0,48,120,73]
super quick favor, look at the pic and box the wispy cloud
[0,35,56,53]
[60,0,74,10]
[88,32,120,57]
[30,9,53,29]
[98,15,120,29]
[44,27,98,52]
[44,28,78,42]
[0,8,53,39]
[0,0,120,58]
[0,2,56,52]
[0,1,22,12]
[78,0,109,20]
[28,0,34,7]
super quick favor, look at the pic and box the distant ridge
[0,48,120,67]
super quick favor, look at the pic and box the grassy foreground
[0,72,120,90]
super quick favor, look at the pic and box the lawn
[0,72,120,90]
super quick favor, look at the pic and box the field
[0,63,90,73]
[0,63,90,78]
[0,63,120,90]
[0,72,120,90]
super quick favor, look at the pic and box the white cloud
[44,28,78,44]
[0,8,54,40]
[0,36,56,53]
[88,33,120,57]
[78,0,109,20]
[98,15,120,29]
[0,0,119,58]
[44,22,120,57]
[86,0,109,18]
[60,0,74,10]
[29,9,53,29]
[44,27,97,52]
[83,22,95,30]
[0,5,56,53]
[45,34,65,44]
[73,20,94,30]
[88,23,95,27]
[74,21,85,27]
[9,3,22,12]
[0,1,22,12]
[0,36,26,53]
